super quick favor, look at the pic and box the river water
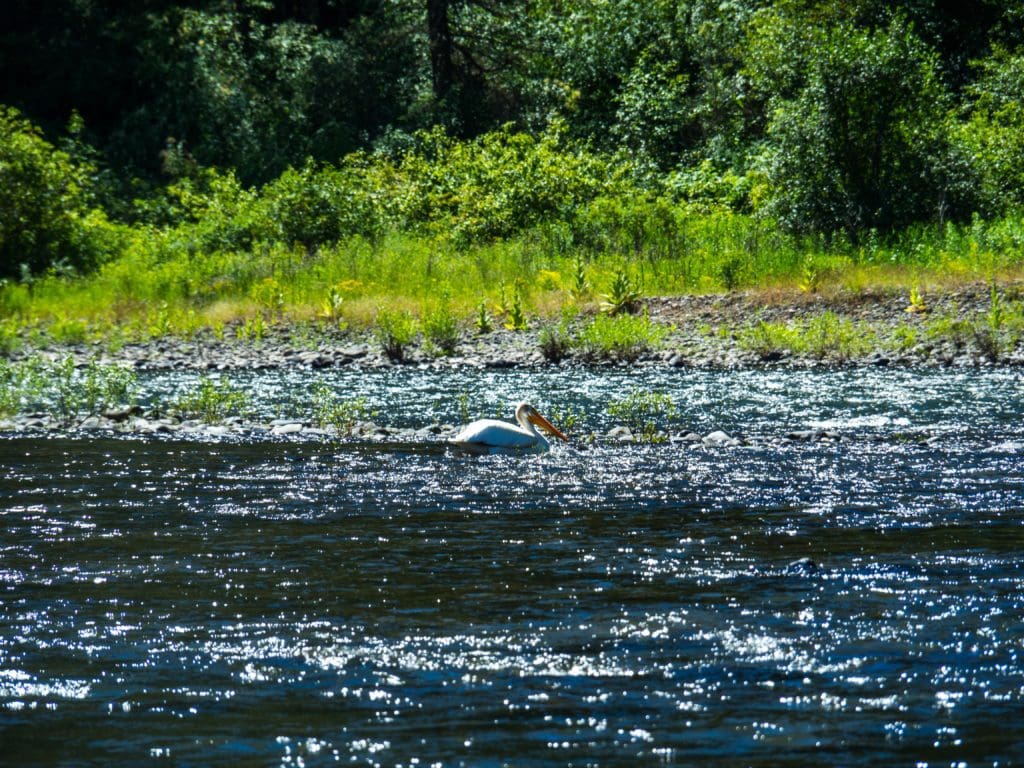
[2,367,1023,766]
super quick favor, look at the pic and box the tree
[761,18,961,236]
[0,107,117,278]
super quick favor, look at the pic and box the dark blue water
[2,367,1023,766]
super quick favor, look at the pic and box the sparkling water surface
[2,367,1023,766]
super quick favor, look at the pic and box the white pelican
[450,402,569,453]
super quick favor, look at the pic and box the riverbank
[7,282,1024,372]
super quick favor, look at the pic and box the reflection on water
[1,367,1023,765]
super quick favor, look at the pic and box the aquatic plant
[311,382,374,435]
[172,375,252,423]
[607,390,677,443]
[0,355,137,426]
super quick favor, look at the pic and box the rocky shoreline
[4,285,1016,445]
[10,283,1024,372]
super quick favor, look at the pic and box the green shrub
[0,106,121,278]
[607,390,677,442]
[311,382,374,435]
[538,317,574,363]
[576,311,668,362]
[373,308,418,361]
[172,376,252,423]
[422,303,460,355]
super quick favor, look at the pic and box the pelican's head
[515,402,569,443]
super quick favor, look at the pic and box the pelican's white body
[450,402,567,454]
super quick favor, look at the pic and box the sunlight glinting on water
[2,367,1023,764]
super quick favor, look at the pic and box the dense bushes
[0,107,120,279]
[761,19,966,236]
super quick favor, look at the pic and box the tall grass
[4,177,1024,345]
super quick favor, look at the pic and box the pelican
[450,402,569,453]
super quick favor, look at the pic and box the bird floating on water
[450,402,569,454]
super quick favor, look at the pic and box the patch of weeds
[736,320,799,361]
[538,313,574,363]
[571,254,589,299]
[474,300,494,334]
[607,390,677,443]
[0,317,23,354]
[374,308,418,361]
[504,283,528,331]
[926,311,973,349]
[796,258,819,294]
[546,404,582,433]
[47,315,90,345]
[600,268,641,315]
[311,382,374,435]
[318,285,346,326]
[236,313,268,343]
[148,302,173,338]
[737,313,874,361]
[720,257,744,292]
[802,312,875,360]
[974,285,1010,361]
[576,310,668,362]
[422,303,460,356]
[888,324,919,353]
[0,356,45,417]
[906,285,928,314]
[172,375,252,423]
[2,355,138,426]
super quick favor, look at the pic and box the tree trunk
[427,0,455,103]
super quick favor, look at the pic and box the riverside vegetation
[4,3,1024,370]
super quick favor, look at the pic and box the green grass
[575,311,670,362]
[607,390,678,442]
[172,376,252,423]
[3,195,1024,348]
[737,312,876,361]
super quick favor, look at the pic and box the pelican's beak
[528,409,569,442]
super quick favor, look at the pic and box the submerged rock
[703,430,741,447]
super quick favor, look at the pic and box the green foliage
[600,268,642,315]
[0,355,136,425]
[761,18,961,235]
[504,283,528,331]
[576,311,669,362]
[172,375,252,424]
[311,382,374,436]
[473,300,494,334]
[366,124,619,247]
[0,357,44,417]
[538,313,575,363]
[422,303,461,356]
[737,313,876,361]
[957,46,1024,214]
[0,107,121,278]
[374,308,418,362]
[607,390,677,443]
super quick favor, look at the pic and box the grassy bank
[4,207,1024,355]
[4,116,1024,356]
